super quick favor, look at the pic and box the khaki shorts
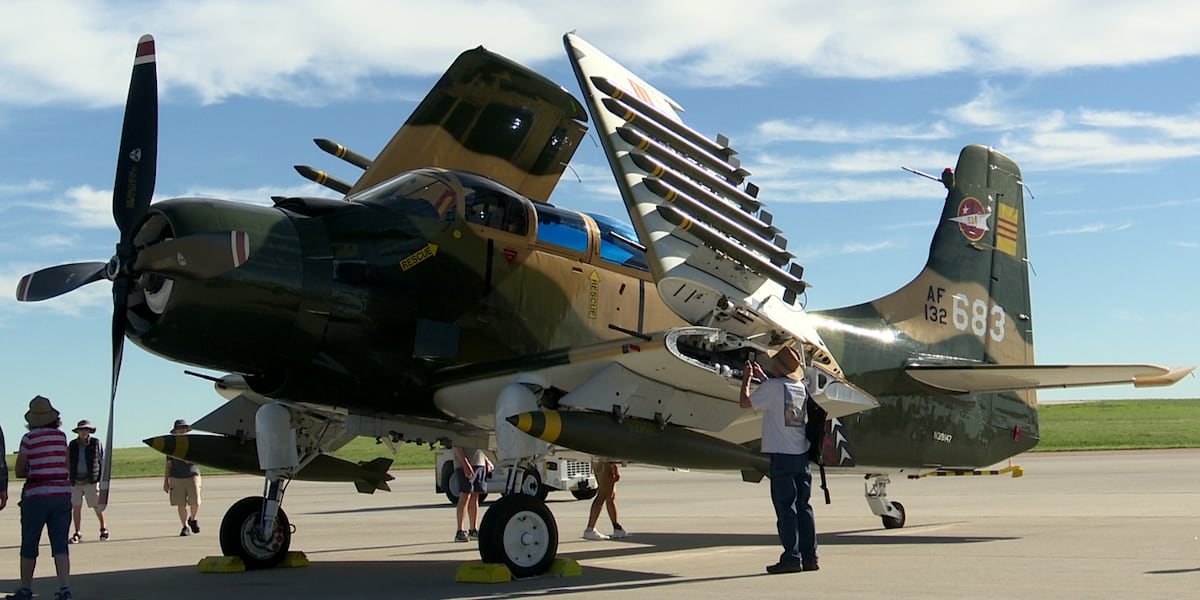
[168,475,202,507]
[592,461,618,497]
[71,482,99,508]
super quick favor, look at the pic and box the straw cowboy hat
[767,346,806,379]
[73,419,97,433]
[25,395,60,427]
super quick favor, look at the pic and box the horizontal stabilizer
[906,363,1196,393]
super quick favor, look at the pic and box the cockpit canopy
[350,168,647,272]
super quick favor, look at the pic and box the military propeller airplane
[15,32,1194,577]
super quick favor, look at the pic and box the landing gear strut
[478,375,561,577]
[219,402,299,568]
[864,474,906,529]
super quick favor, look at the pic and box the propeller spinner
[14,35,251,510]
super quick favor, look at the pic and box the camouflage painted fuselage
[124,44,1035,475]
[130,145,1037,474]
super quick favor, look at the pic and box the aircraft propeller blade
[112,34,158,247]
[100,34,158,513]
[14,262,107,302]
[132,231,251,279]
[98,279,130,512]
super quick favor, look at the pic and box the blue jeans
[20,494,72,558]
[769,453,817,564]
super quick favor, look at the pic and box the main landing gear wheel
[219,496,292,569]
[478,493,558,578]
[881,500,906,529]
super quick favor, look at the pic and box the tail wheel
[478,494,558,578]
[881,501,906,529]
[219,496,291,569]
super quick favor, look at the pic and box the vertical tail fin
[820,144,1033,366]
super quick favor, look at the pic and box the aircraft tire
[478,494,558,578]
[443,461,489,505]
[219,496,292,569]
[571,488,598,501]
[881,501,906,529]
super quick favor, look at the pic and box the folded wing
[564,34,818,351]
[347,47,589,202]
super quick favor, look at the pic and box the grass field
[7,399,1198,479]
[1035,398,1200,451]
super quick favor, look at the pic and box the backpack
[804,395,831,504]
[804,393,827,464]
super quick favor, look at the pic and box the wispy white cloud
[1043,222,1133,236]
[751,147,959,178]
[11,185,116,229]
[1042,197,1200,216]
[59,185,113,228]
[754,119,952,144]
[30,234,80,250]
[1078,109,1200,139]
[0,180,53,197]
[943,82,1022,128]
[757,174,940,204]
[800,240,900,260]
[936,83,1200,172]
[1172,241,1200,249]
[1001,129,1200,171]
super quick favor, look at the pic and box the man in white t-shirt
[739,346,818,575]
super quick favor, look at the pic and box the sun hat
[767,346,806,379]
[73,419,97,433]
[172,419,191,432]
[25,395,60,427]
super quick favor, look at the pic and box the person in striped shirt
[8,395,73,600]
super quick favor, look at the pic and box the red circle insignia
[956,197,987,241]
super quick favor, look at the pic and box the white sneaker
[582,528,610,541]
[611,527,630,539]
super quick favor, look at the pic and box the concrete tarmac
[1,449,1198,599]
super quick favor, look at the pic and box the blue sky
[1,1,1197,448]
